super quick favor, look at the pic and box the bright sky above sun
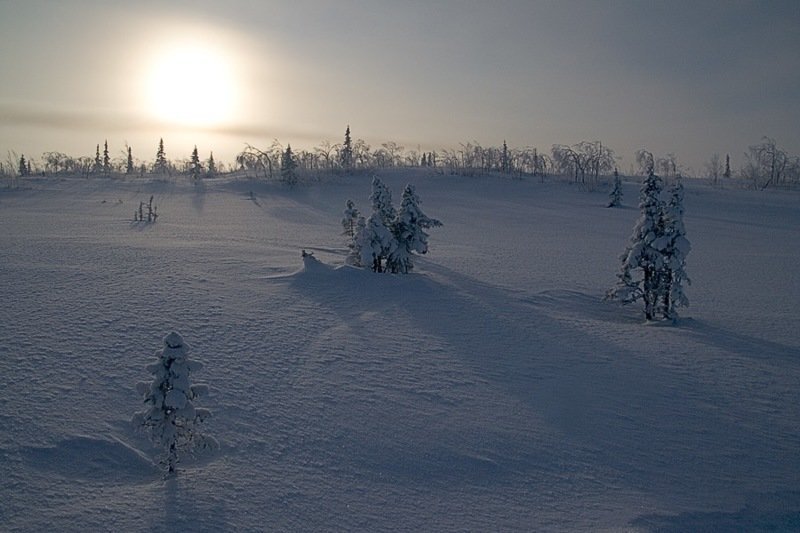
[1,0,798,174]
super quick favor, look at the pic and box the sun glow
[143,38,240,128]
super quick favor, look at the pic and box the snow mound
[21,435,157,482]
[300,250,331,273]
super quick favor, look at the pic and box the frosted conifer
[340,125,354,172]
[281,144,297,186]
[126,146,134,174]
[386,184,442,274]
[341,199,360,238]
[206,152,217,177]
[358,212,396,272]
[369,177,396,227]
[608,168,623,207]
[606,171,665,320]
[189,146,202,179]
[154,138,168,174]
[133,331,215,474]
[655,179,691,320]
[346,216,366,266]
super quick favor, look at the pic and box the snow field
[1,170,799,531]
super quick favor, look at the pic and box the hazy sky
[1,0,798,174]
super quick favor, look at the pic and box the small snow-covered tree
[606,170,665,320]
[346,215,366,266]
[369,176,396,227]
[655,179,691,320]
[386,184,442,273]
[133,332,215,474]
[341,199,360,238]
[607,168,623,207]
[357,212,396,272]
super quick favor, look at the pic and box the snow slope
[1,171,799,531]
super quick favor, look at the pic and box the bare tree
[705,153,723,186]
[742,137,788,189]
[314,140,339,172]
[551,144,584,182]
[635,149,655,176]
[238,140,283,180]
[656,153,679,180]
[551,141,613,187]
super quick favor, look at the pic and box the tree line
[3,129,799,189]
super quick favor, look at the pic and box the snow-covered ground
[1,170,798,531]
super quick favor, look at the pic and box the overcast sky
[1,0,798,174]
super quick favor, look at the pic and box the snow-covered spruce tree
[126,145,134,175]
[103,140,111,174]
[607,168,623,207]
[370,176,396,227]
[340,125,354,171]
[154,138,169,175]
[341,199,360,238]
[18,155,29,177]
[206,152,217,177]
[133,331,215,474]
[357,212,396,272]
[281,144,297,186]
[654,179,691,320]
[189,145,202,179]
[386,184,442,274]
[93,144,102,174]
[606,170,666,320]
[346,215,366,266]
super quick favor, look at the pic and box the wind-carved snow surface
[1,171,799,531]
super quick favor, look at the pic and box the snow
[1,170,799,531]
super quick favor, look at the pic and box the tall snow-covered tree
[341,199,360,238]
[606,170,666,320]
[370,176,396,227]
[103,140,111,174]
[154,138,168,174]
[133,331,215,474]
[281,144,297,186]
[501,140,510,174]
[340,125,354,171]
[18,154,29,177]
[93,144,102,174]
[655,179,691,320]
[386,184,442,274]
[607,168,623,207]
[126,145,134,174]
[206,152,217,177]
[189,146,202,179]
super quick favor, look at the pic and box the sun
[144,40,239,127]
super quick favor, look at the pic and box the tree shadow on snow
[20,434,158,483]
[630,490,800,532]
[680,317,799,363]
[285,257,790,497]
[156,474,230,533]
